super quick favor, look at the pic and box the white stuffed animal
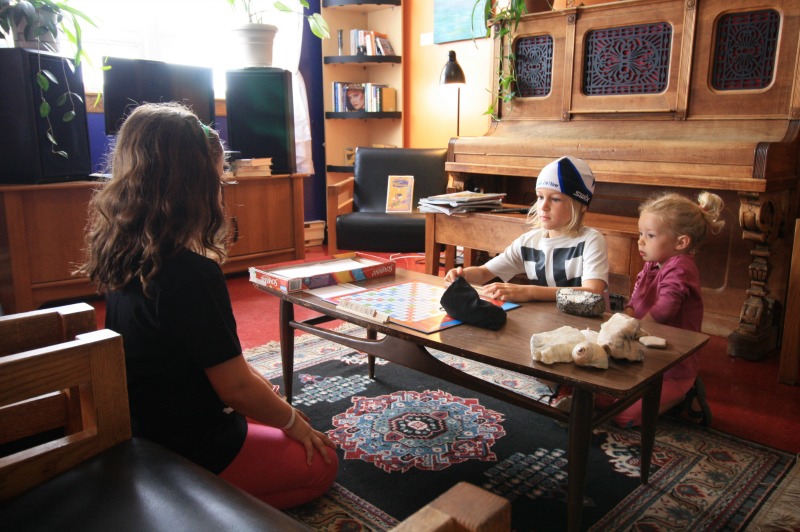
[596,312,646,361]
[530,326,586,364]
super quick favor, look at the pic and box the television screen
[102,57,215,135]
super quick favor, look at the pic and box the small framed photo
[344,147,356,166]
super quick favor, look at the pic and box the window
[68,0,302,95]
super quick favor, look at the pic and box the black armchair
[326,147,448,254]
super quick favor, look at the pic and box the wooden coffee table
[252,269,708,532]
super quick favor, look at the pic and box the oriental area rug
[245,325,799,531]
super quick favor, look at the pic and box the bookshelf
[321,0,403,186]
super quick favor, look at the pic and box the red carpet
[89,248,800,454]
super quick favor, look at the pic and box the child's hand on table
[444,266,464,284]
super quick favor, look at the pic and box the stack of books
[231,158,272,177]
[332,82,397,112]
[349,29,395,56]
[418,191,507,215]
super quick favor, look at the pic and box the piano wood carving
[446,0,800,360]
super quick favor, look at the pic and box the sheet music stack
[231,158,273,177]
[418,191,506,215]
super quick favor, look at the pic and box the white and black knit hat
[535,156,595,206]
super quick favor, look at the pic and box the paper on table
[268,258,381,279]
[308,283,366,298]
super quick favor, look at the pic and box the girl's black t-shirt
[106,250,247,473]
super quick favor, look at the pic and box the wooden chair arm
[0,328,131,501]
[0,302,96,357]
[326,176,355,254]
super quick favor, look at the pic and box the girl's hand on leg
[283,414,336,466]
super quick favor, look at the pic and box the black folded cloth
[440,277,507,331]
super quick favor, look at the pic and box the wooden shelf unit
[321,0,403,190]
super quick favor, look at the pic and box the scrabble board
[331,281,517,334]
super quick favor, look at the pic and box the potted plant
[1,0,96,158]
[226,0,328,67]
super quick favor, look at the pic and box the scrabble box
[249,252,396,293]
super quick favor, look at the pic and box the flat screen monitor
[102,57,215,135]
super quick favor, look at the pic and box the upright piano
[445,0,800,359]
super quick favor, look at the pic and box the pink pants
[219,421,339,509]
[596,374,695,428]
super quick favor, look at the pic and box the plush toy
[596,312,647,362]
[572,341,609,369]
[530,326,586,364]
[530,313,661,368]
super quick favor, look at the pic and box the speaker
[0,48,91,184]
[226,68,296,174]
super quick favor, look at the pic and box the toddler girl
[599,191,725,427]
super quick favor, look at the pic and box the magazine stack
[418,191,507,215]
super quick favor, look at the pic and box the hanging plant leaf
[62,110,76,122]
[56,92,68,106]
[47,131,58,145]
[36,71,50,91]
[39,100,51,118]
[55,150,69,158]
[308,13,329,39]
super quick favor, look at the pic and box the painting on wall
[434,0,487,44]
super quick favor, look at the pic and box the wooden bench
[425,210,642,298]
[0,303,311,531]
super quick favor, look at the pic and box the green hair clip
[200,122,213,138]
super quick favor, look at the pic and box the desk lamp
[439,50,466,136]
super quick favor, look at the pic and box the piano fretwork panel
[446,0,800,360]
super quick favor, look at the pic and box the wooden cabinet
[0,175,305,314]
[0,181,99,314]
[221,174,306,274]
[321,0,404,184]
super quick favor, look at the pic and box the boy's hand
[481,282,530,302]
[444,266,464,284]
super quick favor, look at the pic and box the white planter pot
[231,23,278,68]
[14,9,59,53]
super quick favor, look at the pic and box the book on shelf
[385,175,414,213]
[332,82,396,112]
[375,36,396,56]
[349,29,389,56]
[344,83,366,111]
[380,87,397,112]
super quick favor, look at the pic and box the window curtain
[270,9,313,175]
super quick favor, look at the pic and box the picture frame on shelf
[344,147,356,166]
